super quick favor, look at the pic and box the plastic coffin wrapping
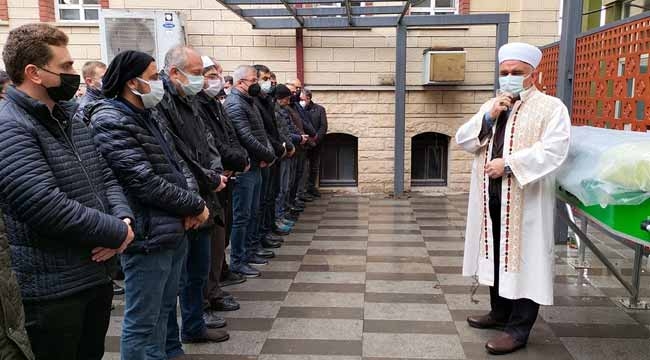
[556,126,650,208]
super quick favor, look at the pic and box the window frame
[411,0,459,16]
[319,133,358,188]
[55,0,101,22]
[410,132,449,187]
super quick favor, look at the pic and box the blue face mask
[498,74,530,96]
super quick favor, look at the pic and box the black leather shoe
[211,297,240,312]
[266,234,285,243]
[203,311,227,328]
[230,263,260,278]
[299,195,314,202]
[285,213,299,221]
[255,249,275,258]
[220,271,246,287]
[309,189,322,198]
[262,239,281,249]
[467,314,507,330]
[247,255,269,266]
[273,228,290,236]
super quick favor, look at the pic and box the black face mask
[40,68,80,102]
[290,93,300,104]
[248,83,261,97]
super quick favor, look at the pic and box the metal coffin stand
[557,191,650,310]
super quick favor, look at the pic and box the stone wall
[313,89,491,193]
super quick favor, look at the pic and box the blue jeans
[120,239,187,360]
[229,165,262,266]
[165,228,212,358]
[275,159,292,219]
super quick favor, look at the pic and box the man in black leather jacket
[155,46,230,357]
[0,24,135,360]
[301,88,328,198]
[224,65,277,278]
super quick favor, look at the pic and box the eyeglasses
[241,77,258,84]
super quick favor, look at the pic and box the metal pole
[394,23,407,196]
[579,214,588,264]
[556,0,583,111]
[494,21,509,93]
[630,243,644,306]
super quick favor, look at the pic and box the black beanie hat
[102,50,155,99]
[275,84,291,99]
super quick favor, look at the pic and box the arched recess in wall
[320,133,358,187]
[410,132,450,186]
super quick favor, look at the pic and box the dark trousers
[24,282,113,360]
[290,151,309,202]
[488,195,540,343]
[259,164,280,238]
[206,211,227,304]
[219,185,233,277]
[307,143,322,192]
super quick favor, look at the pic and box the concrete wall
[0,0,561,193]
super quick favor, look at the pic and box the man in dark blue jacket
[90,50,209,360]
[76,60,106,124]
[0,24,134,360]
[224,65,277,278]
[301,88,328,198]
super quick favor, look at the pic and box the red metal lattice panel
[536,44,559,96]
[573,17,650,132]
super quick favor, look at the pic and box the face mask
[132,78,165,109]
[39,68,80,102]
[248,83,261,97]
[177,69,204,96]
[224,87,231,96]
[299,100,307,108]
[204,78,224,98]
[220,98,226,104]
[290,93,300,104]
[259,80,272,93]
[498,74,529,96]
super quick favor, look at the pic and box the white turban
[201,55,215,69]
[498,42,543,69]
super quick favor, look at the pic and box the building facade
[0,0,561,193]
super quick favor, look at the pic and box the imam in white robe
[455,87,571,305]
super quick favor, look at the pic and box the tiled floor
[104,194,650,359]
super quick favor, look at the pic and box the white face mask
[498,74,530,96]
[177,69,205,96]
[224,87,232,96]
[132,78,165,109]
[259,80,272,93]
[220,98,226,104]
[204,78,224,98]
[299,100,307,109]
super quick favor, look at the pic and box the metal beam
[396,0,410,25]
[241,5,406,18]
[213,0,256,26]
[280,0,304,26]
[494,21,509,92]
[345,0,353,26]
[394,23,407,196]
[401,13,509,26]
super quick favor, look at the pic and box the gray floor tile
[282,292,365,308]
[183,331,268,355]
[540,306,637,324]
[367,246,429,257]
[364,302,453,321]
[366,262,434,274]
[561,337,650,360]
[303,255,367,265]
[366,280,442,294]
[362,333,464,359]
[262,339,362,356]
[294,271,366,284]
[277,306,364,319]
[268,318,363,340]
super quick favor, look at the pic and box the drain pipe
[296,28,305,84]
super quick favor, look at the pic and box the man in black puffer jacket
[156,46,230,356]
[253,64,287,250]
[0,24,135,360]
[89,50,209,360]
[224,65,277,278]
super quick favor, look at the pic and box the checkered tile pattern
[104,194,650,360]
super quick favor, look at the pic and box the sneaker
[203,311,227,329]
[181,329,230,344]
[275,222,292,233]
[113,282,125,296]
[231,263,261,278]
[247,255,269,266]
[220,271,246,287]
[211,297,240,312]
[280,218,296,226]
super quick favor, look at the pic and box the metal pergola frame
[216,0,510,195]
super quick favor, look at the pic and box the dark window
[320,133,358,187]
[411,132,449,186]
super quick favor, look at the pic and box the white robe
[455,87,571,305]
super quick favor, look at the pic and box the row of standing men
[0,23,327,360]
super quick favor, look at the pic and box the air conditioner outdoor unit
[99,9,186,67]
[422,48,466,84]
